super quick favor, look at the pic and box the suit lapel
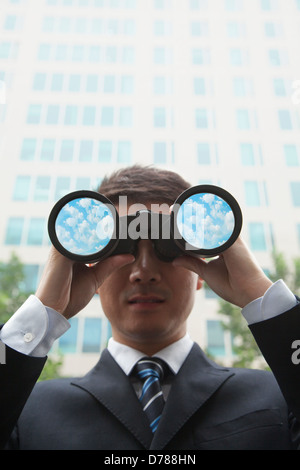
[71,344,234,450]
[150,343,235,450]
[71,349,153,449]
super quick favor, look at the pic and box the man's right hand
[35,247,135,319]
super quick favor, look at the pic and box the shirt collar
[107,333,194,376]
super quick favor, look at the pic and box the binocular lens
[55,198,115,256]
[48,185,242,263]
[176,193,234,251]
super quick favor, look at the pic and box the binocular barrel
[48,185,243,264]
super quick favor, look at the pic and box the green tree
[0,253,63,379]
[217,248,300,369]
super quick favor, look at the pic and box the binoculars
[48,184,243,264]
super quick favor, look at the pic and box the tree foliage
[218,248,300,369]
[0,253,63,379]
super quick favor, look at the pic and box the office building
[1,0,300,374]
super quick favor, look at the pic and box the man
[1,165,300,450]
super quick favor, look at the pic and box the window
[20,138,36,160]
[236,109,250,129]
[23,265,40,292]
[195,109,208,128]
[227,22,246,38]
[154,47,173,65]
[273,78,286,96]
[38,44,51,61]
[284,144,299,166]
[82,318,102,353]
[101,107,114,126]
[51,74,63,91]
[154,107,166,127]
[69,74,81,92]
[46,104,60,124]
[154,77,166,95]
[240,143,255,166]
[34,176,51,201]
[79,140,93,162]
[103,75,115,93]
[154,142,166,164]
[72,45,85,62]
[278,110,292,130]
[268,49,280,66]
[290,182,300,206]
[194,78,206,95]
[56,45,68,61]
[154,20,172,36]
[33,73,46,91]
[244,181,261,206]
[83,106,96,126]
[64,105,78,125]
[98,141,112,162]
[117,141,132,163]
[233,78,253,97]
[264,22,283,37]
[4,15,17,30]
[41,139,55,161]
[190,22,209,37]
[5,218,24,245]
[119,107,133,127]
[27,218,46,245]
[121,75,134,94]
[197,143,210,165]
[58,318,78,353]
[27,104,42,124]
[192,48,210,65]
[248,223,267,251]
[60,140,74,161]
[86,75,98,92]
[207,320,225,357]
[13,176,31,201]
[55,177,70,200]
[230,49,249,66]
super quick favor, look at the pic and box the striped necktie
[133,357,167,433]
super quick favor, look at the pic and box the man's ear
[196,276,203,291]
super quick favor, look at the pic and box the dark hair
[97,164,191,205]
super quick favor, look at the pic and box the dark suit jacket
[2,303,300,450]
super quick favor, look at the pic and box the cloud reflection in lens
[55,198,115,256]
[176,193,235,250]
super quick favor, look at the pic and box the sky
[55,197,115,256]
[176,193,235,251]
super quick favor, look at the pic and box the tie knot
[133,357,166,382]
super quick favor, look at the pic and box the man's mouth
[128,295,165,304]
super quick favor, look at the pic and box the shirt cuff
[242,279,297,325]
[0,295,70,357]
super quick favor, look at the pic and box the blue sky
[55,198,115,256]
[176,193,235,250]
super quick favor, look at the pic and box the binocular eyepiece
[48,185,243,264]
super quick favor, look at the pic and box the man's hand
[172,236,272,308]
[35,247,135,319]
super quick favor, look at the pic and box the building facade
[1,0,300,375]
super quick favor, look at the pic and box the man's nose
[129,240,162,284]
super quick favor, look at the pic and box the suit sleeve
[249,302,300,420]
[0,342,46,449]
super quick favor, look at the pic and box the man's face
[97,202,202,354]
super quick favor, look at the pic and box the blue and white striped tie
[133,357,167,433]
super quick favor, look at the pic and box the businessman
[1,165,300,450]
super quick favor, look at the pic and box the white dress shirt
[107,333,194,399]
[0,279,297,360]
